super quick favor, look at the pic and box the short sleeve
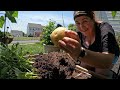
[100,22,119,55]
[100,22,120,64]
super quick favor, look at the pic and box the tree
[68,23,77,31]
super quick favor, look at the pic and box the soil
[33,52,77,79]
[32,52,120,79]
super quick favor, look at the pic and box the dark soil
[32,51,120,79]
[33,52,77,79]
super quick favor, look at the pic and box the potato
[50,27,67,47]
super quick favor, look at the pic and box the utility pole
[62,12,65,27]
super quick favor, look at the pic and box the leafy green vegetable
[0,43,38,79]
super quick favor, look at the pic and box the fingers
[62,37,80,48]
[65,30,80,43]
[58,37,81,53]
[58,38,81,60]
[58,30,81,60]
[58,40,72,53]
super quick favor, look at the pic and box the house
[34,31,42,37]
[11,30,24,37]
[27,23,44,37]
[95,11,120,33]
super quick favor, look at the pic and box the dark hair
[73,11,94,20]
[56,24,63,28]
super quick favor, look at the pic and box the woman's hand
[58,30,81,60]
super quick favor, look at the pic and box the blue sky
[0,11,75,34]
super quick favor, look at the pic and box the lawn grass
[8,42,44,55]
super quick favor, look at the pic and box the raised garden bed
[32,52,92,79]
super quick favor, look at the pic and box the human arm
[58,30,115,69]
[78,49,114,69]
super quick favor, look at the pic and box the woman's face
[75,15,95,36]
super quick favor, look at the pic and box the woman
[58,11,120,79]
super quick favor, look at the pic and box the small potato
[50,27,67,47]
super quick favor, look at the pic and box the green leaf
[8,11,14,15]
[8,16,17,23]
[25,72,38,79]
[14,67,22,76]
[0,67,8,75]
[41,20,56,45]
[12,11,18,18]
[68,23,77,31]
[5,11,18,18]
[112,11,117,18]
[5,11,17,23]
[0,16,5,28]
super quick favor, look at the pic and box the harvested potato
[50,27,67,47]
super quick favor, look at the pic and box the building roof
[11,30,24,33]
[27,23,44,28]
